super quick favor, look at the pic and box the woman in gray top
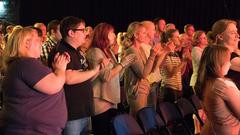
[86,23,135,135]
[122,22,162,116]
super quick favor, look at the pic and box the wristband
[119,63,124,68]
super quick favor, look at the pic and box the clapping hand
[120,53,136,67]
[52,52,70,71]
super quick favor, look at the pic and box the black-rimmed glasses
[72,28,85,32]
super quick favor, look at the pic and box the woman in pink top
[195,45,240,135]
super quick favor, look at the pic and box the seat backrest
[157,102,182,125]
[136,107,166,133]
[176,98,197,117]
[137,107,172,135]
[176,98,204,132]
[157,102,193,135]
[113,114,144,135]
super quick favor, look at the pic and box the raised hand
[165,41,176,52]
[100,58,111,69]
[93,65,100,74]
[52,52,70,71]
[120,53,136,67]
[150,43,162,56]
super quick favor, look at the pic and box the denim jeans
[62,117,90,135]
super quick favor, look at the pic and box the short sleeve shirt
[48,40,93,120]
[2,58,67,134]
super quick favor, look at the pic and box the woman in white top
[190,31,208,90]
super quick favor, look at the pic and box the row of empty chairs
[112,96,204,135]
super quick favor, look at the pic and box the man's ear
[68,29,74,37]
[50,29,54,35]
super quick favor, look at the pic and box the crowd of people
[0,16,239,135]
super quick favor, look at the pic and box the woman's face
[29,30,43,58]
[108,29,118,54]
[135,26,148,43]
[221,23,239,50]
[198,33,208,46]
[171,31,181,50]
[108,29,116,45]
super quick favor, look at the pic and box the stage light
[0,0,6,16]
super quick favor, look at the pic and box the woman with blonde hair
[2,26,70,134]
[190,30,208,91]
[190,30,209,133]
[195,45,240,135]
[123,22,161,116]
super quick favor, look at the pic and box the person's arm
[87,48,134,82]
[34,52,70,94]
[230,57,240,72]
[34,70,65,94]
[86,48,120,82]
[225,86,240,119]
[154,41,175,72]
[153,49,169,72]
[215,80,240,119]
[127,45,159,79]
[65,67,100,85]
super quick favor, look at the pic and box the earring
[217,34,223,40]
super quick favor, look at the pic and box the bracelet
[118,63,124,68]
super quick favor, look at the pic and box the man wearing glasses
[48,16,99,135]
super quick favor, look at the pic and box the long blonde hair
[2,27,34,71]
[122,21,144,48]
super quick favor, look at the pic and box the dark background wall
[6,0,240,33]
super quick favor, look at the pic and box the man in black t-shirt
[49,16,99,135]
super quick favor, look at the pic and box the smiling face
[71,22,86,47]
[198,33,208,46]
[108,29,116,46]
[108,29,119,54]
[221,23,240,51]
[135,26,148,43]
[171,31,181,47]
